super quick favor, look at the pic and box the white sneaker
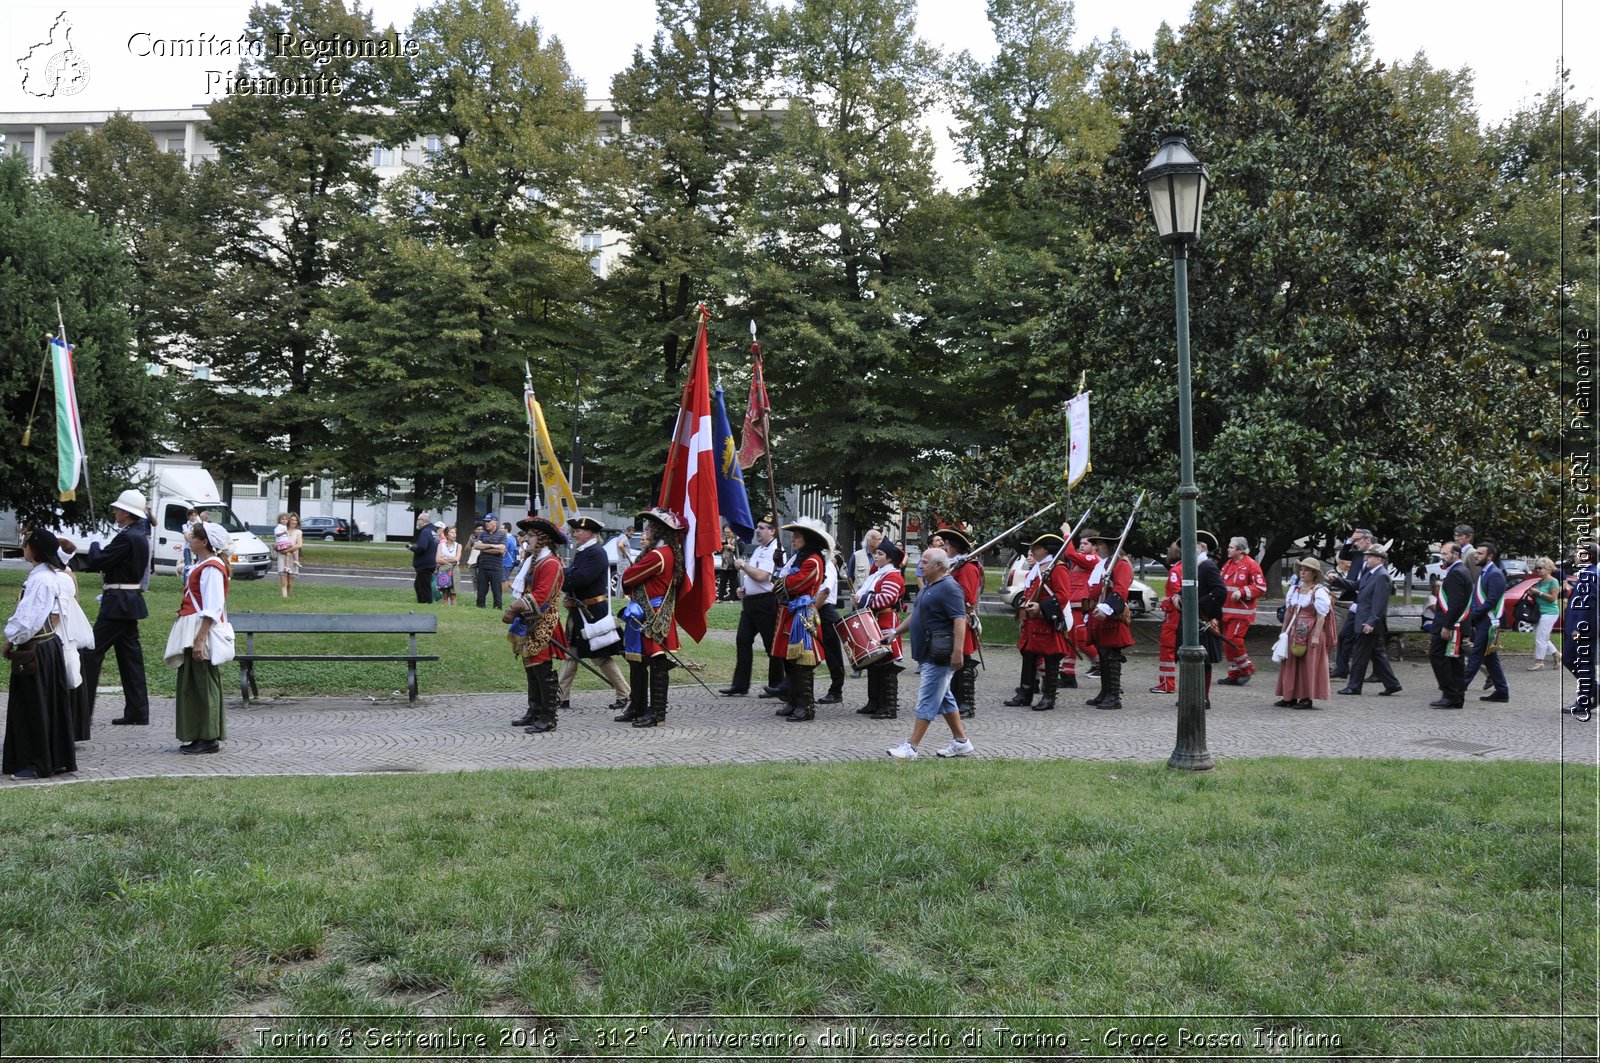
[936,739,976,758]
[887,742,919,760]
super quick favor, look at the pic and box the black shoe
[609,698,630,711]
[1480,691,1510,703]
[1482,678,1495,691]
[871,708,898,720]
[1003,691,1034,707]
[1273,698,1294,707]
[1032,696,1056,711]
[1336,687,1360,695]
[1060,675,1077,689]
[958,707,975,719]
[1097,698,1122,711]
[1292,699,1317,710]
[1329,671,1348,680]
[1428,697,1455,708]
[1234,674,1251,685]
[717,686,748,697]
[631,714,660,728]
[524,721,557,734]
[558,700,571,710]
[786,706,816,722]
[511,712,537,726]
[180,740,220,755]
[11,768,40,779]
[111,717,148,726]
[818,691,843,705]
[856,703,878,715]
[614,707,643,722]
[757,686,785,699]
[1379,686,1403,696]
[1216,676,1240,686]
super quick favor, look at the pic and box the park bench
[231,612,439,706]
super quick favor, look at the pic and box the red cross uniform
[1220,554,1267,679]
[1154,561,1183,693]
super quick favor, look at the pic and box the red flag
[737,333,770,471]
[658,307,721,642]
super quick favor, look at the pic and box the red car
[1501,577,1563,634]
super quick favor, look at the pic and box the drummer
[853,539,906,720]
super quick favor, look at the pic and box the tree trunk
[455,475,478,540]
[286,475,302,514]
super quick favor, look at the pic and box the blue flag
[712,385,755,543]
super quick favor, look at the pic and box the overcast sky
[4,0,1593,185]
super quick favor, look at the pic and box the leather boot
[1085,649,1108,705]
[1035,655,1060,711]
[634,658,671,727]
[857,667,881,715]
[513,666,540,726]
[872,668,899,719]
[955,662,978,719]
[616,661,647,722]
[778,660,801,715]
[1004,655,1035,706]
[1097,653,1123,710]
[787,666,816,722]
[525,663,558,733]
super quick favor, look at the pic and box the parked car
[300,515,370,542]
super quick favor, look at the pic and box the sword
[551,641,613,686]
[662,648,726,698]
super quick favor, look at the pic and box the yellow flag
[531,396,579,524]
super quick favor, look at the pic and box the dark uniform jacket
[80,518,151,621]
[1352,564,1392,633]
[564,540,619,658]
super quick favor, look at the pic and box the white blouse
[188,561,227,620]
[1286,583,1332,616]
[5,564,62,645]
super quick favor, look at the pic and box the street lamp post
[1140,131,1214,772]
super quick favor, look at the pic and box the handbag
[928,626,954,666]
[1514,595,1539,629]
[582,611,621,650]
[436,568,453,590]
[180,560,235,666]
[1270,630,1291,663]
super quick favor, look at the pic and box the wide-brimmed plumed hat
[637,507,687,533]
[517,514,568,544]
[782,516,834,552]
[929,525,974,553]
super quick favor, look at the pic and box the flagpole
[752,321,783,525]
[56,301,96,525]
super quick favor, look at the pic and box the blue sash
[786,593,816,653]
[623,596,664,657]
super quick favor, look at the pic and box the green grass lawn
[297,542,414,569]
[0,759,1591,1057]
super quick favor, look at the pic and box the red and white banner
[658,307,721,642]
[737,324,770,471]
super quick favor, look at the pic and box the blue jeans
[914,661,958,721]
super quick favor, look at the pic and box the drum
[836,610,892,670]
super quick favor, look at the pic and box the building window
[165,137,185,154]
[581,232,604,276]
[372,146,396,167]
[424,135,442,157]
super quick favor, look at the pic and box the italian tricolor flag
[51,338,85,501]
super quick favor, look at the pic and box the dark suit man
[1331,528,1375,679]
[554,516,631,719]
[1428,542,1473,708]
[409,513,438,604]
[1194,536,1227,703]
[77,489,153,726]
[1461,539,1510,702]
[1338,545,1402,696]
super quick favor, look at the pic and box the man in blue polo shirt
[885,547,975,760]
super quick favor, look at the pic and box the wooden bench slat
[239,653,440,660]
[232,612,438,634]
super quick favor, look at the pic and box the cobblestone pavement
[7,647,1594,786]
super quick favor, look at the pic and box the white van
[143,462,272,580]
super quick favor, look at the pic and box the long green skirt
[175,650,225,742]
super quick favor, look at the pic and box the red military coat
[1084,554,1135,649]
[1017,562,1072,656]
[622,544,679,655]
[953,560,983,655]
[508,551,566,666]
[771,552,825,663]
[1064,550,1094,611]
[857,564,905,660]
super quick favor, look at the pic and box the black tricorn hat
[517,514,568,544]
[566,515,604,534]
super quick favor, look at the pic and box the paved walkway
[8,649,1594,786]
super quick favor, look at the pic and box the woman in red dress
[1274,556,1338,709]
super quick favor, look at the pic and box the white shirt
[1286,584,1331,616]
[822,557,839,607]
[743,539,778,596]
[511,547,553,596]
[5,564,61,645]
[190,560,227,620]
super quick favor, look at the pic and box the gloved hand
[1096,603,1114,617]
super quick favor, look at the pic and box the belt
[28,623,58,642]
[581,594,608,606]
[744,591,775,601]
[104,583,144,591]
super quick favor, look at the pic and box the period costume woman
[504,515,568,734]
[3,528,78,779]
[1275,556,1338,709]
[168,522,231,754]
[854,539,906,720]
[619,508,684,728]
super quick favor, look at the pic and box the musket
[950,500,1060,569]
[550,639,613,686]
[1042,486,1109,577]
[1103,490,1148,572]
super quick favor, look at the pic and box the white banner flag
[1064,391,1091,487]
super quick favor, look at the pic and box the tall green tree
[44,113,198,374]
[741,0,953,545]
[357,0,596,527]
[915,0,1558,567]
[0,155,164,524]
[188,0,407,510]
[584,0,779,504]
